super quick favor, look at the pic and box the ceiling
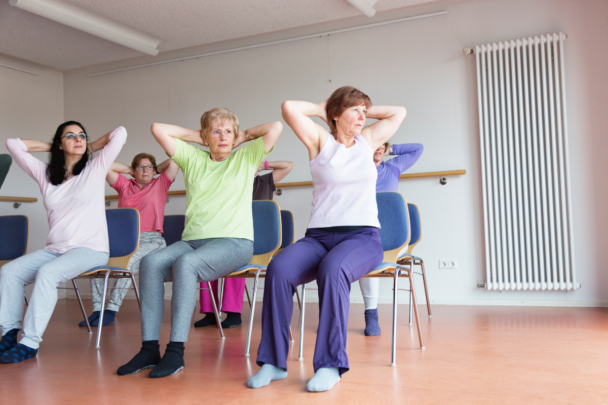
[0,0,436,71]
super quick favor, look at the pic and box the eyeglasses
[210,129,233,137]
[136,165,155,170]
[63,133,88,140]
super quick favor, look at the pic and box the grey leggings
[140,238,253,342]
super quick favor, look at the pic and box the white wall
[59,0,608,306]
[0,55,65,296]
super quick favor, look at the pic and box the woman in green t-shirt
[118,108,282,379]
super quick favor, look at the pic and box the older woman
[247,86,405,392]
[79,153,179,327]
[0,122,126,363]
[361,141,423,336]
[118,108,282,378]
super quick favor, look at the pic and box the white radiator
[475,33,579,291]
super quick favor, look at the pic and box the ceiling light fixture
[347,0,378,18]
[9,0,162,56]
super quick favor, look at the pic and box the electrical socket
[438,259,458,269]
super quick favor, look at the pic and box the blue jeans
[0,248,109,349]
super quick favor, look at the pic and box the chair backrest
[280,210,294,249]
[0,215,28,265]
[106,208,140,268]
[0,154,12,191]
[406,203,422,254]
[163,215,185,246]
[376,192,410,263]
[250,200,282,265]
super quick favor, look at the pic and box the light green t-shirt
[171,137,271,241]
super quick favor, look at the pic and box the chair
[71,208,141,348]
[0,154,12,191]
[298,192,424,366]
[219,200,282,357]
[0,215,29,305]
[163,215,185,246]
[397,203,431,322]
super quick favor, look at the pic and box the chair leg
[408,285,413,326]
[219,278,224,318]
[72,279,92,335]
[207,281,225,340]
[391,269,399,367]
[418,259,432,316]
[24,293,29,307]
[129,273,141,310]
[245,284,252,309]
[289,326,294,342]
[295,288,301,311]
[96,272,112,348]
[298,284,306,361]
[407,269,424,349]
[245,269,262,357]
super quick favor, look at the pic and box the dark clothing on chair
[252,173,275,201]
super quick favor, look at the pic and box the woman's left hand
[233,130,248,148]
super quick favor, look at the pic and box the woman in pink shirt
[0,121,126,363]
[80,153,179,327]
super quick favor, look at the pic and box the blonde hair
[200,107,239,139]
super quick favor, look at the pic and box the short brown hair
[131,153,157,170]
[200,107,240,138]
[325,86,372,135]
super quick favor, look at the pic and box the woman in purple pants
[247,86,406,392]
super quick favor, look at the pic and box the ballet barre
[0,196,38,209]
[104,169,466,202]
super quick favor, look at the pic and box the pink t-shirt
[6,127,127,254]
[111,171,173,234]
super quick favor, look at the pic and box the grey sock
[247,364,288,389]
[306,367,341,392]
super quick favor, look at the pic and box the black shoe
[117,341,161,376]
[221,312,242,329]
[149,342,184,378]
[79,311,100,327]
[194,313,217,328]
[0,329,20,354]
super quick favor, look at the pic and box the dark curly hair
[46,121,91,185]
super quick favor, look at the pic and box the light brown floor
[1,300,607,405]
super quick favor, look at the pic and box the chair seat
[397,253,422,262]
[224,264,267,277]
[78,266,130,277]
[365,262,399,277]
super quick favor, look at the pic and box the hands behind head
[319,99,329,124]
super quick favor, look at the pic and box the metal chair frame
[297,193,424,367]
[67,208,141,348]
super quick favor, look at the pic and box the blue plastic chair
[297,192,423,366]
[163,215,185,246]
[72,208,140,348]
[0,215,29,305]
[397,204,431,320]
[220,200,282,356]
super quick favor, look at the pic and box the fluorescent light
[9,0,162,56]
[88,11,449,77]
[0,63,38,75]
[347,0,377,18]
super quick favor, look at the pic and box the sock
[221,312,242,329]
[91,310,117,327]
[306,367,341,392]
[194,313,217,328]
[79,311,100,327]
[0,329,20,353]
[0,343,37,363]
[149,342,185,378]
[117,340,161,376]
[364,308,382,336]
[247,364,288,389]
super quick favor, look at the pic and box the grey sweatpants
[0,248,109,349]
[90,232,166,312]
[139,238,253,342]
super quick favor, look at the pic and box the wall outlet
[438,259,458,269]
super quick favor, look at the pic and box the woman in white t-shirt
[0,121,126,363]
[248,87,406,392]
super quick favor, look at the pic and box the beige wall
[4,0,607,306]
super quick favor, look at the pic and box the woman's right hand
[318,99,329,124]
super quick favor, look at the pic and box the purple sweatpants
[256,227,383,375]
[199,278,246,314]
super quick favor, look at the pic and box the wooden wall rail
[105,169,466,200]
[0,196,38,203]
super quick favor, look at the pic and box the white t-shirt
[308,133,380,229]
[6,127,127,254]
